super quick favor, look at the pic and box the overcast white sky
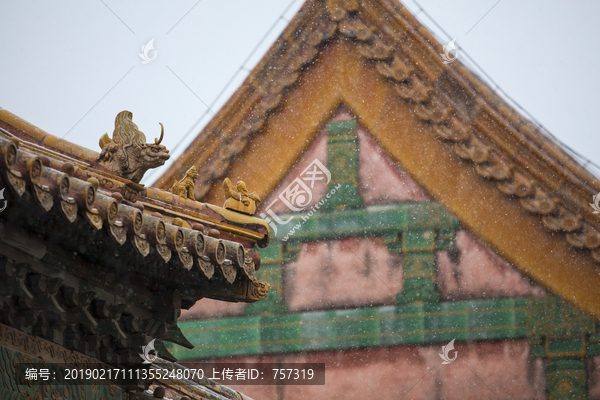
[1,0,599,186]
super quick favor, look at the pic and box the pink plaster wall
[179,297,246,320]
[180,223,548,320]
[176,108,592,398]
[356,123,430,205]
[282,227,547,312]
[258,125,329,216]
[437,230,548,301]
[283,236,403,312]
[189,341,546,400]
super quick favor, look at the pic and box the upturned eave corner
[152,0,600,320]
[0,105,276,372]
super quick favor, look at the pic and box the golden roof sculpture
[172,166,199,200]
[223,178,261,215]
[97,110,170,183]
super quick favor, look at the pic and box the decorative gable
[181,107,548,319]
[159,1,600,397]
[156,0,600,321]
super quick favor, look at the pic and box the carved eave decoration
[0,115,271,365]
[154,0,600,320]
[0,134,269,300]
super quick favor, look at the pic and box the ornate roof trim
[0,134,268,304]
[0,108,99,163]
[154,0,600,319]
[157,0,600,225]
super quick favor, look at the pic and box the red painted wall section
[283,236,403,312]
[437,229,548,301]
[179,297,246,321]
[590,355,600,399]
[356,118,430,205]
[184,341,547,400]
[180,107,547,320]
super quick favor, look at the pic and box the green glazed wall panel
[170,297,594,360]
[423,302,469,343]
[334,308,380,349]
[258,244,283,263]
[301,311,337,351]
[170,319,220,360]
[260,314,303,354]
[217,317,261,357]
[271,203,458,242]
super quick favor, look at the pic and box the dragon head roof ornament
[97,110,170,183]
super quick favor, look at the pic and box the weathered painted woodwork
[0,110,272,398]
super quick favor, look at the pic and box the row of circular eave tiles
[0,137,253,285]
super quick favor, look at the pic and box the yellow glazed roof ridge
[155,0,600,199]
[0,108,99,163]
[0,108,269,245]
[152,0,600,320]
[153,0,600,233]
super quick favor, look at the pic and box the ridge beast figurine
[97,110,170,183]
[223,177,261,215]
[172,166,199,200]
